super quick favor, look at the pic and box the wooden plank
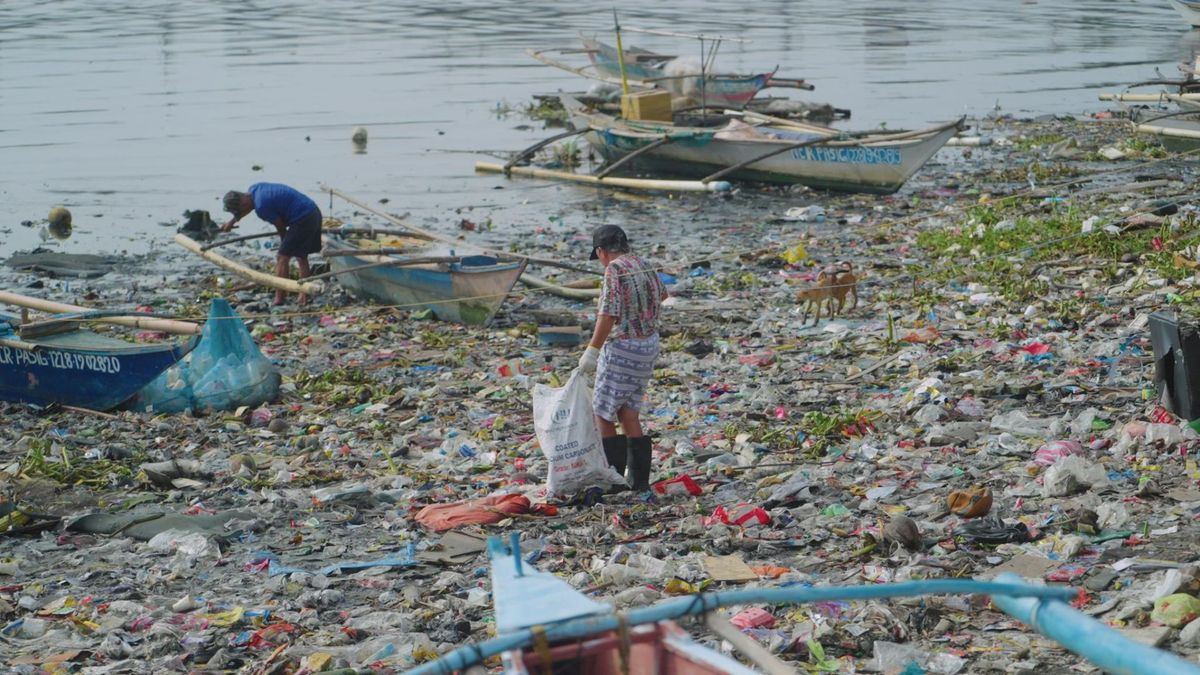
[704,614,795,675]
[174,233,324,296]
[0,290,200,336]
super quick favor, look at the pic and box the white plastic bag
[533,370,625,497]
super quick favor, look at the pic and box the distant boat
[1172,0,1200,27]
[563,96,962,194]
[580,36,812,107]
[323,229,527,327]
[0,309,194,411]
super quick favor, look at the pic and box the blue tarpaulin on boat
[128,298,279,413]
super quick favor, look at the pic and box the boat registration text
[792,146,902,165]
[0,346,122,374]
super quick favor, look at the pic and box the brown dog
[798,262,858,326]
[798,273,836,325]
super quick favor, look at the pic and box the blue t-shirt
[248,183,318,226]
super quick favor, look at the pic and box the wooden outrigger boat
[0,308,195,411]
[322,229,527,327]
[530,33,814,111]
[563,97,962,194]
[178,185,600,323]
[407,534,1197,675]
[580,36,813,107]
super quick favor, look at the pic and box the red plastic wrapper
[706,503,771,527]
[1151,406,1176,424]
[652,475,703,497]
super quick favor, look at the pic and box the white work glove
[578,346,600,374]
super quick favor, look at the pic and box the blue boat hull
[0,328,190,411]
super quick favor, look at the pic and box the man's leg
[616,407,642,438]
[274,255,291,305]
[296,256,312,306]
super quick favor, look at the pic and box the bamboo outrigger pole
[0,290,200,335]
[174,233,325,296]
[475,161,732,193]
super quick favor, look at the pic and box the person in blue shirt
[222,182,322,306]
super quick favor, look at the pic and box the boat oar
[595,135,673,178]
[322,185,602,276]
[502,128,589,174]
[200,231,278,251]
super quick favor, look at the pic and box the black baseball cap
[589,224,628,260]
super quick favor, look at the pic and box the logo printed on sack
[552,407,571,423]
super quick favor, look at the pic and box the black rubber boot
[626,436,653,492]
[601,435,627,475]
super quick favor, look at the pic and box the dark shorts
[279,208,322,258]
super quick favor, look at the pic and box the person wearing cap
[222,182,322,306]
[578,224,666,492]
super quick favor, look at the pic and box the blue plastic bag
[130,298,280,413]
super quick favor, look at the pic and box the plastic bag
[532,369,624,497]
[1152,593,1200,627]
[131,298,280,413]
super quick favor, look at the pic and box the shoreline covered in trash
[5,113,1200,673]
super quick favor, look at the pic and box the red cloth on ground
[414,494,531,532]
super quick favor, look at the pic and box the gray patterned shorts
[593,335,659,422]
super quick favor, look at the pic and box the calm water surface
[0,0,1195,257]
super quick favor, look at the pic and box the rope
[531,625,552,675]
[616,614,631,675]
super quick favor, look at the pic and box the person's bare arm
[589,314,616,349]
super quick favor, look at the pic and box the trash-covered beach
[5,111,1200,673]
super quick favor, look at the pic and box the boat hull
[0,328,188,410]
[324,238,527,326]
[504,620,757,675]
[575,111,958,193]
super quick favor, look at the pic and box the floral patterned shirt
[598,254,665,340]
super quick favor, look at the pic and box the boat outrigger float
[406,534,1200,675]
